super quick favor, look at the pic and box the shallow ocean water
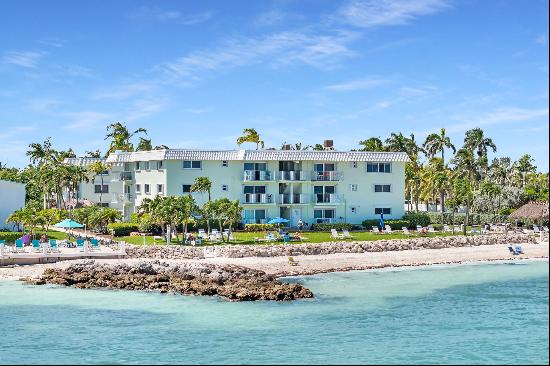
[0,260,548,365]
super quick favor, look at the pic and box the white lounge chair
[533,225,540,234]
[443,225,452,233]
[543,226,549,232]
[402,227,411,235]
[198,229,207,238]
[453,225,462,233]
[342,229,354,238]
[209,229,222,241]
[331,228,344,239]
[428,225,436,234]
[384,225,393,234]
[416,225,423,233]
[372,226,381,234]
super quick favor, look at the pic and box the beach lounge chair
[514,244,524,254]
[443,225,452,233]
[49,239,60,253]
[32,239,41,252]
[342,229,354,238]
[331,228,344,239]
[210,230,222,242]
[508,245,519,255]
[428,225,436,234]
[372,226,381,234]
[416,225,423,233]
[90,239,100,251]
[453,225,461,233]
[384,225,393,234]
[402,227,411,235]
[533,225,540,234]
[288,256,299,266]
[542,226,549,232]
[15,239,24,253]
[198,229,207,239]
[266,232,277,242]
[76,239,85,252]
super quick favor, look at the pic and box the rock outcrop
[25,260,314,302]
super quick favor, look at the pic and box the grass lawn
[120,230,463,246]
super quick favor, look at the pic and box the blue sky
[1,0,548,170]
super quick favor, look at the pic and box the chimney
[323,140,334,150]
[282,144,292,150]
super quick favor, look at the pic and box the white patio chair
[384,225,393,234]
[428,225,436,234]
[402,227,411,235]
[331,228,344,239]
[372,226,381,234]
[342,229,354,238]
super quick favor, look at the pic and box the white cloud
[325,78,390,91]
[63,111,115,130]
[129,6,212,24]
[92,82,155,100]
[446,107,549,133]
[1,51,45,68]
[181,11,213,25]
[535,33,548,45]
[255,9,286,27]
[340,0,449,28]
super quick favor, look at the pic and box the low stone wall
[125,233,536,260]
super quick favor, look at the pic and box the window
[136,162,141,170]
[243,186,266,194]
[136,184,141,194]
[243,209,266,223]
[157,161,164,169]
[375,208,391,215]
[374,184,391,193]
[124,163,131,171]
[99,202,110,208]
[351,161,357,168]
[244,162,266,171]
[314,209,335,223]
[222,185,228,191]
[157,184,164,194]
[351,207,357,214]
[183,161,201,169]
[94,185,109,194]
[350,184,358,192]
[314,163,335,172]
[222,160,229,167]
[144,184,151,195]
[143,161,150,170]
[367,162,391,173]
[182,184,192,193]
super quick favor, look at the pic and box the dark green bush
[106,223,139,237]
[243,223,277,232]
[0,232,23,243]
[362,219,409,230]
[403,212,431,227]
[311,223,354,231]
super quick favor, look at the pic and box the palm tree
[358,137,385,151]
[452,148,477,234]
[422,128,455,212]
[88,161,111,205]
[385,132,409,152]
[136,138,153,151]
[236,128,264,150]
[191,176,213,233]
[464,128,496,182]
[104,122,147,155]
[513,154,537,188]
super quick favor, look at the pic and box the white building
[66,144,409,226]
[0,180,26,230]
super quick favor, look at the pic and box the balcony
[242,193,274,204]
[120,171,133,181]
[279,194,309,204]
[312,193,344,204]
[243,170,275,181]
[276,170,309,181]
[311,171,343,181]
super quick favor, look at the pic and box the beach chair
[209,229,222,242]
[372,226,381,234]
[49,239,61,253]
[288,256,299,266]
[198,229,207,239]
[402,227,411,235]
[533,225,540,234]
[453,225,461,233]
[15,239,24,253]
[514,245,524,254]
[342,229,354,238]
[384,225,393,234]
[443,225,452,233]
[508,245,519,255]
[331,228,344,239]
[90,239,100,251]
[416,225,423,233]
[428,225,436,234]
[266,232,277,242]
[0,240,5,254]
[32,239,41,252]
[76,239,85,252]
[543,226,549,232]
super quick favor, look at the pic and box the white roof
[64,157,106,166]
[104,149,409,163]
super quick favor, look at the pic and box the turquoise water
[0,261,548,365]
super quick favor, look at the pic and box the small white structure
[0,180,26,230]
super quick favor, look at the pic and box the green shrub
[403,212,431,227]
[0,232,23,243]
[362,219,409,230]
[311,223,354,231]
[424,212,510,225]
[243,223,277,232]
[106,223,139,237]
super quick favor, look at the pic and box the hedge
[362,219,409,230]
[243,223,277,232]
[403,212,431,228]
[310,223,354,231]
[0,232,24,243]
[106,223,139,237]
[424,212,510,225]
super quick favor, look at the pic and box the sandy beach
[1,242,547,280]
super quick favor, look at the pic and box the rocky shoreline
[23,260,314,302]
[125,233,537,259]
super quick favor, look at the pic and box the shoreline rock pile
[25,260,314,302]
[124,233,535,260]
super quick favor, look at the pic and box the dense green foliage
[107,223,140,237]
[243,224,277,231]
[362,219,410,230]
[310,223,354,231]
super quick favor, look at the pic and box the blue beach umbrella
[54,219,84,228]
[268,217,290,225]
[379,213,385,230]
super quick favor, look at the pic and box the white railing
[243,170,274,181]
[279,194,308,204]
[243,218,268,224]
[311,171,343,181]
[312,193,344,204]
[120,171,133,181]
[242,193,273,204]
[276,171,309,181]
[314,218,335,223]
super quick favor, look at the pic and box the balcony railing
[276,170,308,181]
[242,193,274,204]
[279,194,308,204]
[314,218,335,224]
[312,193,344,204]
[120,171,133,181]
[243,170,275,181]
[311,171,343,181]
[243,218,268,224]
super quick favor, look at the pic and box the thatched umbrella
[509,201,549,225]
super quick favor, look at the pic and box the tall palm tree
[385,132,409,152]
[513,154,537,188]
[358,137,385,151]
[191,176,213,233]
[88,161,111,205]
[422,128,455,212]
[136,137,153,151]
[464,128,496,182]
[452,148,477,234]
[236,128,264,150]
[105,122,147,155]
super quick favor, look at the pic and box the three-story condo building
[65,144,409,227]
